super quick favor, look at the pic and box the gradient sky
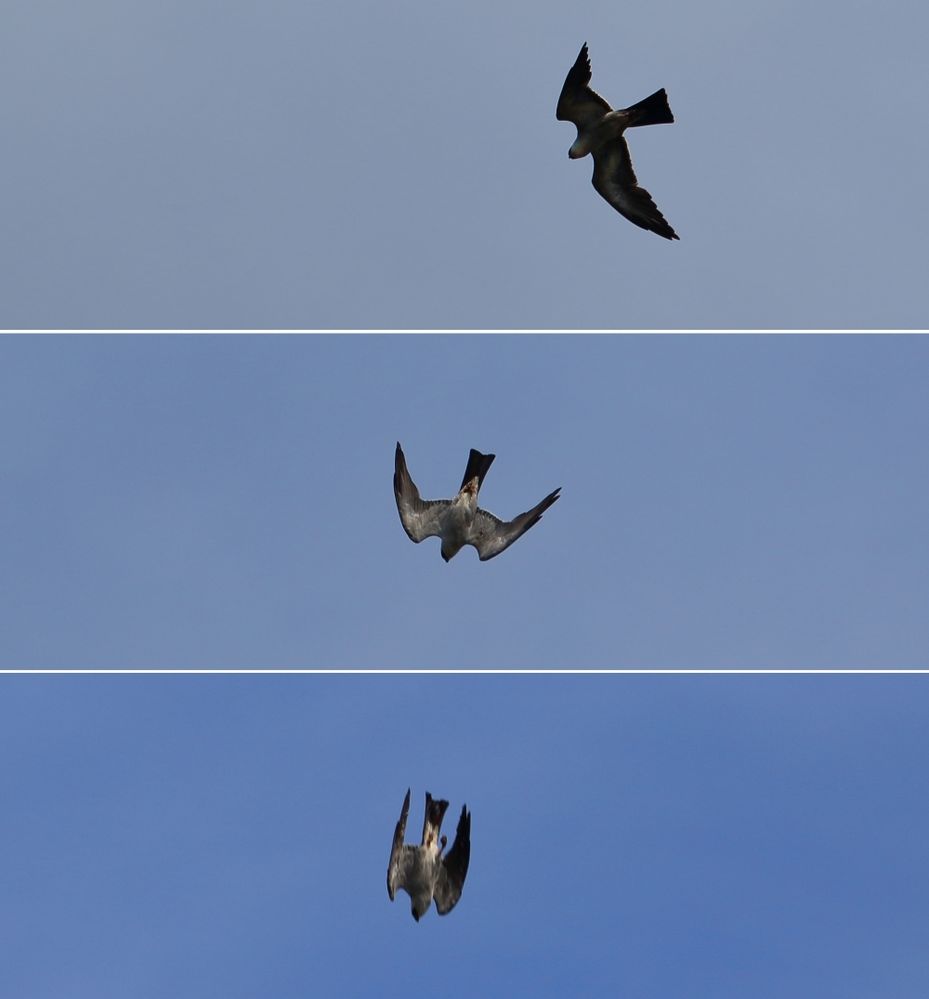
[4,0,929,328]
[6,12,929,982]
[2,330,928,998]
[3,674,929,999]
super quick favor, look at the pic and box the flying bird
[387,789,471,921]
[556,42,679,240]
[394,442,560,562]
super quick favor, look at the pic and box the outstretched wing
[433,804,471,915]
[387,788,411,900]
[466,488,561,561]
[591,138,679,240]
[556,42,612,127]
[394,442,450,543]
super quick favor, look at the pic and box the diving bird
[393,442,560,562]
[556,42,679,240]
[387,789,471,921]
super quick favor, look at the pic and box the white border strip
[1,668,927,675]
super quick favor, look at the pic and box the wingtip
[537,487,561,518]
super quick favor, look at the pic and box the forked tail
[459,449,496,492]
[626,88,674,127]
[422,792,450,847]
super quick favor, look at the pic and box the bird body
[387,789,471,921]
[436,479,479,562]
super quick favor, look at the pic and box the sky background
[3,331,928,996]
[7,335,929,999]
[3,674,929,999]
[4,0,929,328]
[3,334,927,668]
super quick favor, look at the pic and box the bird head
[568,135,591,159]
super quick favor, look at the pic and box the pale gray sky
[4,0,927,327]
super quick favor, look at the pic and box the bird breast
[447,489,477,528]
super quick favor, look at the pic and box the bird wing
[466,488,561,561]
[387,788,411,900]
[433,804,471,916]
[394,442,449,542]
[556,43,612,128]
[591,137,679,240]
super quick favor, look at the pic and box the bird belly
[404,849,438,915]
[439,497,475,560]
[589,114,629,152]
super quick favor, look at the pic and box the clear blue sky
[3,674,929,998]
[4,0,928,327]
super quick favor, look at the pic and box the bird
[387,789,471,921]
[556,42,679,240]
[393,441,560,562]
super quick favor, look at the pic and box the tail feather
[626,88,674,127]
[459,449,495,492]
[422,792,450,847]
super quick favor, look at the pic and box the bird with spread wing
[557,42,679,240]
[393,442,560,562]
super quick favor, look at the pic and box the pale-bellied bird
[387,789,471,921]
[394,442,560,562]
